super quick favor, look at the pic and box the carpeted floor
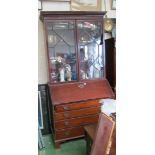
[38,134,86,155]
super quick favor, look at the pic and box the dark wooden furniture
[38,84,51,135]
[105,38,116,96]
[40,11,114,148]
[84,113,116,155]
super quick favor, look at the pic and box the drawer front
[54,107,101,121]
[55,99,100,112]
[55,115,99,129]
[55,126,84,140]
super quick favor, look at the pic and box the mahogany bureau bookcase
[40,11,114,148]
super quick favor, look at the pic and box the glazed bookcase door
[46,20,77,83]
[77,20,104,80]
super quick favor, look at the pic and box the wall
[104,0,116,18]
[38,14,48,83]
[40,0,115,18]
[42,0,70,11]
[38,0,116,84]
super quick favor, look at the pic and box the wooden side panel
[49,79,114,105]
[54,99,100,112]
[54,106,101,121]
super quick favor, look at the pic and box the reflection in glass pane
[47,21,77,83]
[78,21,104,80]
[48,31,61,47]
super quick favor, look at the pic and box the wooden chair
[84,113,115,155]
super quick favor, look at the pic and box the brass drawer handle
[64,121,69,126]
[78,82,86,88]
[64,112,70,118]
[63,106,70,110]
[64,131,70,136]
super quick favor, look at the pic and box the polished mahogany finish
[55,114,99,129]
[84,124,97,140]
[54,99,100,112]
[40,11,106,16]
[55,126,84,140]
[109,127,116,155]
[90,113,115,155]
[54,106,101,121]
[50,80,114,105]
[40,11,114,148]
[84,113,116,155]
[40,11,106,21]
[41,11,106,83]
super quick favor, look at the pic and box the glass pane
[77,21,104,80]
[47,21,77,83]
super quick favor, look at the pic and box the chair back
[90,113,115,155]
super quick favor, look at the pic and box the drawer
[55,126,84,140]
[54,114,99,129]
[54,99,101,112]
[54,106,101,121]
